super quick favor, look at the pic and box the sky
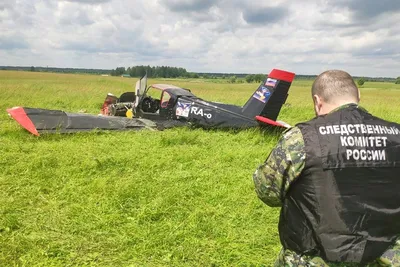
[1,0,400,77]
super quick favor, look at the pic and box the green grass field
[1,71,400,266]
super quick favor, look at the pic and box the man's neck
[321,101,358,115]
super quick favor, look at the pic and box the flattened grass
[1,71,400,266]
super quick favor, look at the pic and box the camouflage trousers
[274,240,400,266]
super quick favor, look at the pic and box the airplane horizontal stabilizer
[255,115,291,128]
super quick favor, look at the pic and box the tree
[127,65,188,78]
[190,73,199,78]
[254,74,265,83]
[229,76,237,83]
[245,74,254,83]
[357,78,365,87]
[395,77,400,84]
[30,66,35,72]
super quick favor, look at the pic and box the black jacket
[279,104,400,263]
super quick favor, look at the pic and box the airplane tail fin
[241,69,295,121]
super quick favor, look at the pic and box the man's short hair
[312,70,359,104]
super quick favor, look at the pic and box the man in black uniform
[253,70,400,265]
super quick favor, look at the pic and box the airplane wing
[7,107,157,136]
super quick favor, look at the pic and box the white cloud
[0,0,400,77]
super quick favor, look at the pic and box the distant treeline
[1,65,399,83]
[0,66,110,74]
[293,75,398,83]
[111,66,278,84]
[111,66,269,83]
[111,65,188,78]
[111,66,399,83]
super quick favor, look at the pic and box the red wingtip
[269,69,296,83]
[7,107,40,136]
[255,115,287,128]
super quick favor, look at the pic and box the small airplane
[7,69,295,136]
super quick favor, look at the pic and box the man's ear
[313,94,323,116]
